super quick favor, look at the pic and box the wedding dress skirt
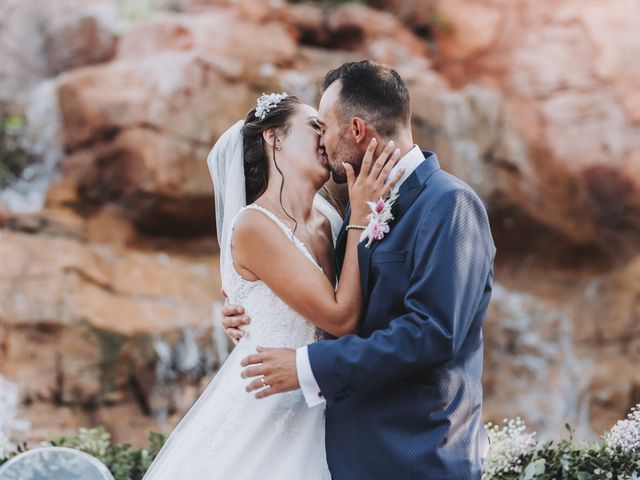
[143,205,331,480]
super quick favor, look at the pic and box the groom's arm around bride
[308,191,493,403]
[309,187,495,404]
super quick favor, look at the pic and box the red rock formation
[0,218,225,445]
[1,0,639,447]
[0,0,119,102]
[429,0,640,256]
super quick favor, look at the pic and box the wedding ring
[260,376,268,388]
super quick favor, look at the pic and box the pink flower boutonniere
[361,191,399,248]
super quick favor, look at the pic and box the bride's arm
[233,139,403,337]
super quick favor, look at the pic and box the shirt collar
[388,145,424,190]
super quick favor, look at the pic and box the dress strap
[243,204,322,272]
[244,204,295,239]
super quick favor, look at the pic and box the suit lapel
[359,151,441,302]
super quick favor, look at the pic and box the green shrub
[483,416,640,479]
[0,107,34,189]
[488,439,640,479]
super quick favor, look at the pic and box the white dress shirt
[297,145,426,407]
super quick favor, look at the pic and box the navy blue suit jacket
[308,151,495,479]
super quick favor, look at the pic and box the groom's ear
[350,117,368,145]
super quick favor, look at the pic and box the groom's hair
[323,60,410,137]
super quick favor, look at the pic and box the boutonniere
[360,191,399,248]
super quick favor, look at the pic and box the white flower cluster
[255,92,288,120]
[483,417,537,478]
[605,403,640,452]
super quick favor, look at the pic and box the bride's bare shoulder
[231,207,291,254]
[230,208,289,279]
[233,208,277,239]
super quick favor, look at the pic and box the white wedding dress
[143,202,335,480]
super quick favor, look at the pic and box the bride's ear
[263,129,276,149]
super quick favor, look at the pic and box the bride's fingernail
[371,138,377,145]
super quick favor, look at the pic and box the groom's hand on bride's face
[240,347,299,399]
[221,298,250,344]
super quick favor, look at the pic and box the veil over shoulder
[207,120,246,281]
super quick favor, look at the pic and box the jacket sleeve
[307,189,495,404]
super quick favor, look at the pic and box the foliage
[0,106,34,189]
[427,11,454,35]
[0,427,167,480]
[484,437,640,479]
[483,410,640,480]
[1,408,639,479]
[0,437,28,464]
[117,0,189,30]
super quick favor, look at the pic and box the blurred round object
[0,446,114,480]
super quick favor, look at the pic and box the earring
[275,143,282,151]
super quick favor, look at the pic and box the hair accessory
[255,92,288,120]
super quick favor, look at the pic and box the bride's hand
[221,292,250,344]
[345,138,404,225]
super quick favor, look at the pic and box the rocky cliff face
[0,0,638,445]
[430,0,640,259]
[413,0,640,436]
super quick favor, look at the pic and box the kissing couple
[143,60,496,480]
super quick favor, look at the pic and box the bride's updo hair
[241,95,303,205]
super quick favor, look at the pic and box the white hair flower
[605,403,640,452]
[255,92,288,120]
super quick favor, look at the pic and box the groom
[225,60,495,479]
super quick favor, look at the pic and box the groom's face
[317,81,363,184]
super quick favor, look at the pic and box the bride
[142,93,402,479]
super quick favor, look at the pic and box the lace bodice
[222,204,321,348]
